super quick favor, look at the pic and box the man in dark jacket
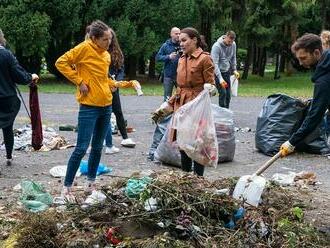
[280,33,330,156]
[156,27,180,101]
[0,29,38,166]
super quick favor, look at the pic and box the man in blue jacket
[280,33,330,157]
[156,27,180,101]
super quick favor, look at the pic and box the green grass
[17,71,314,98]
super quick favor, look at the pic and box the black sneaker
[6,159,12,166]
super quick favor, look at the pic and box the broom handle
[255,151,282,176]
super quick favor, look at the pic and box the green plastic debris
[125,176,153,198]
[20,180,53,212]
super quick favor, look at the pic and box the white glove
[204,83,217,96]
[151,102,173,124]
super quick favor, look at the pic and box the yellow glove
[220,80,228,89]
[280,141,295,157]
[233,70,240,79]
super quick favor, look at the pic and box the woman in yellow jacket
[56,20,139,200]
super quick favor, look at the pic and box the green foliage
[237,48,247,69]
[0,0,51,57]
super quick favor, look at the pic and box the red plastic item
[106,227,121,245]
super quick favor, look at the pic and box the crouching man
[280,34,330,157]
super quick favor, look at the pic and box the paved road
[0,93,329,202]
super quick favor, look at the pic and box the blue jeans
[163,77,176,101]
[64,104,111,187]
[215,71,231,108]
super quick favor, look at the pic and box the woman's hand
[79,82,89,96]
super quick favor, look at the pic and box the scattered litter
[50,165,81,178]
[79,160,112,176]
[59,124,77,131]
[271,172,297,186]
[3,172,328,247]
[271,171,319,187]
[144,197,158,212]
[125,176,152,198]
[13,184,22,191]
[294,171,318,186]
[20,180,53,212]
[105,227,122,245]
[82,191,107,208]
[0,125,74,152]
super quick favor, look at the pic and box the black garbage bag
[295,100,330,154]
[148,115,172,161]
[256,94,330,156]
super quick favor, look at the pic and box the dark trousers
[180,150,204,176]
[2,124,14,159]
[111,89,128,140]
[105,89,128,147]
[215,71,231,108]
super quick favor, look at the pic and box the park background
[1,0,329,97]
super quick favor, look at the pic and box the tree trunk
[138,55,145,75]
[148,52,156,79]
[200,10,212,50]
[274,52,281,80]
[279,49,286,73]
[258,48,266,77]
[242,43,253,80]
[127,55,137,79]
[252,44,258,75]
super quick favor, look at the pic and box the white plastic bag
[230,75,239,97]
[171,90,218,167]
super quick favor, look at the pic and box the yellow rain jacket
[55,39,132,106]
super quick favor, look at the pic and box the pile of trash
[0,125,74,152]
[2,171,329,248]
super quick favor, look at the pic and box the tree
[0,0,51,73]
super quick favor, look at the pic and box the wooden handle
[255,151,282,176]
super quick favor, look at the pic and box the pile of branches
[4,171,329,248]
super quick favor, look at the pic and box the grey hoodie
[211,35,237,82]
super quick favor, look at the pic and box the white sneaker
[105,146,120,154]
[84,181,97,195]
[121,138,136,148]
[61,186,76,203]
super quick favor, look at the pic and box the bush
[237,48,247,70]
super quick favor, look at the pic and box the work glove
[220,80,228,89]
[130,80,143,96]
[204,83,217,96]
[280,141,295,157]
[233,70,240,79]
[31,73,39,83]
[151,102,173,124]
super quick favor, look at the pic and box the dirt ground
[0,93,329,233]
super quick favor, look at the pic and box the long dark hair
[108,29,124,69]
[180,27,207,51]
